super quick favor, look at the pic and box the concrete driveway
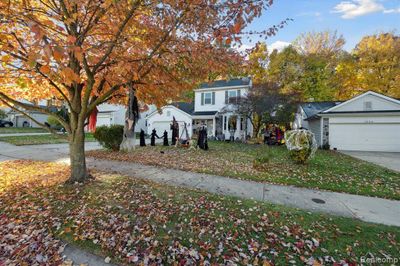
[340,151,400,172]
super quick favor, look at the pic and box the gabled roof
[322,91,400,114]
[198,78,251,90]
[146,102,193,119]
[171,102,194,114]
[300,101,341,120]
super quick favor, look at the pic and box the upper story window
[225,89,241,104]
[166,110,171,117]
[201,92,215,105]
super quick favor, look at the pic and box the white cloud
[297,11,322,18]
[268,41,291,53]
[383,7,400,14]
[332,0,384,19]
[333,0,400,18]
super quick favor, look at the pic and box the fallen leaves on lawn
[1,160,399,265]
[87,143,400,199]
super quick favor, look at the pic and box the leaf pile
[1,160,399,265]
[0,160,67,265]
[87,141,400,199]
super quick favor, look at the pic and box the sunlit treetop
[0,0,284,112]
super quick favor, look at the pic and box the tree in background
[267,46,304,97]
[0,109,7,119]
[266,31,347,101]
[234,82,297,137]
[293,30,345,58]
[245,43,269,83]
[336,33,400,99]
[0,0,281,182]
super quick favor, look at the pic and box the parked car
[0,119,14,127]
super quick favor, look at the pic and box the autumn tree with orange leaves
[0,0,286,182]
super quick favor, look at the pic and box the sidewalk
[87,157,400,227]
[0,141,399,227]
[0,132,52,137]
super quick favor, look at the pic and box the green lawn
[0,127,47,134]
[0,133,95,145]
[0,160,399,265]
[87,141,400,200]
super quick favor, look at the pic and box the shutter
[212,92,215,105]
[224,116,227,130]
[237,89,241,104]
[225,91,228,104]
[201,93,204,105]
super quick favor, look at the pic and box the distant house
[92,103,156,133]
[145,102,194,137]
[192,78,253,139]
[7,100,57,128]
[294,91,400,152]
[146,78,254,140]
[293,101,342,147]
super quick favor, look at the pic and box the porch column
[212,117,216,137]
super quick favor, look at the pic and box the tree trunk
[69,126,89,183]
[121,121,136,151]
[120,86,139,152]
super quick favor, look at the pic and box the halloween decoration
[163,130,169,146]
[140,129,146,146]
[151,129,160,146]
[170,116,179,146]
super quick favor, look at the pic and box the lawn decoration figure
[150,129,160,146]
[188,139,197,150]
[285,129,317,164]
[197,126,209,150]
[163,130,169,146]
[139,129,146,147]
[170,116,179,146]
[175,122,190,147]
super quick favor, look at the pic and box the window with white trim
[204,92,212,105]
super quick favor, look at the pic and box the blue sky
[241,0,400,52]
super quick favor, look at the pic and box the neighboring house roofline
[194,84,250,92]
[195,78,251,91]
[192,111,218,119]
[146,105,192,120]
[322,91,400,114]
[319,110,400,116]
[299,101,340,119]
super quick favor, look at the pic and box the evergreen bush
[94,125,124,151]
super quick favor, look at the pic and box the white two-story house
[144,78,253,140]
[192,78,253,140]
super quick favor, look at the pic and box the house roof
[171,102,194,115]
[8,104,58,114]
[192,111,218,116]
[145,102,193,119]
[198,78,251,90]
[322,91,400,114]
[301,101,341,120]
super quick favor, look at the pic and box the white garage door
[152,121,172,136]
[330,123,400,152]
